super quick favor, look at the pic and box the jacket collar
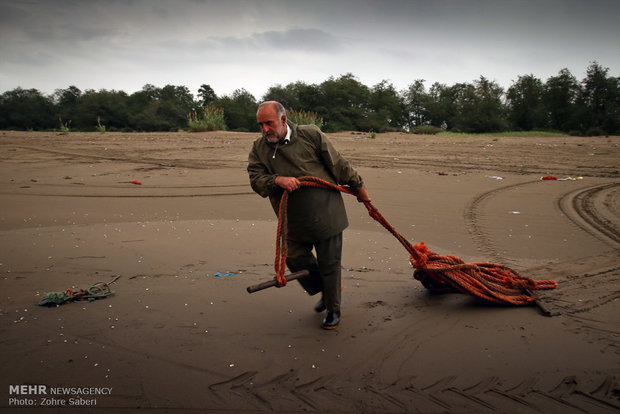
[283,120,293,144]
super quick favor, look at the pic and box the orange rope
[274,176,558,306]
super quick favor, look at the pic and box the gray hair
[257,101,286,118]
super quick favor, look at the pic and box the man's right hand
[275,176,301,192]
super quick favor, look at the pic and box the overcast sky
[1,0,619,100]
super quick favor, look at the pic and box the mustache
[263,131,279,141]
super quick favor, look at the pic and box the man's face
[257,105,287,143]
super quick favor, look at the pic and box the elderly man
[247,101,370,329]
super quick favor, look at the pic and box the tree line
[0,62,618,135]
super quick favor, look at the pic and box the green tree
[318,73,369,132]
[289,81,322,111]
[72,89,129,130]
[262,81,323,119]
[214,88,258,131]
[453,82,479,132]
[53,85,82,123]
[366,80,405,132]
[506,74,548,131]
[579,61,620,134]
[0,88,55,130]
[402,79,431,130]
[439,77,506,133]
[262,84,300,109]
[426,82,457,130]
[127,84,196,131]
[158,85,196,129]
[127,84,158,130]
[543,68,581,132]
[472,76,506,132]
[198,84,217,107]
[455,76,506,133]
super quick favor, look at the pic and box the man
[247,101,370,330]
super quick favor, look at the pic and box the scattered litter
[37,276,120,307]
[131,180,142,185]
[541,176,583,181]
[488,176,503,180]
[214,272,236,277]
[509,211,521,214]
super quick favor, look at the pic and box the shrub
[288,109,323,127]
[413,125,443,135]
[95,116,106,133]
[586,126,605,137]
[188,105,226,131]
[58,117,71,134]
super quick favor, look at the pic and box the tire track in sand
[559,182,620,248]
[463,179,539,266]
[464,180,620,314]
[464,180,620,264]
[12,144,241,169]
[204,371,620,413]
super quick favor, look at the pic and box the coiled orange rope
[274,176,558,307]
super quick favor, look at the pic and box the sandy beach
[1,130,619,413]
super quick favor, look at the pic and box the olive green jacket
[247,121,364,242]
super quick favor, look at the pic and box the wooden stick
[108,275,121,285]
[246,270,310,294]
[525,289,553,317]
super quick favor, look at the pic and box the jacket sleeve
[317,128,364,191]
[247,141,278,198]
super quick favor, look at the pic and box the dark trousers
[285,233,342,312]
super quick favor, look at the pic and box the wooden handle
[525,289,554,317]
[246,270,310,294]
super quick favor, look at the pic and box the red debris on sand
[541,176,558,180]
[131,180,142,185]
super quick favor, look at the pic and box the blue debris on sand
[214,272,236,277]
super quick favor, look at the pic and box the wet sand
[0,130,619,413]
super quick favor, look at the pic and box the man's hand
[275,176,301,192]
[355,185,371,203]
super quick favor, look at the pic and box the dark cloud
[214,28,343,52]
[0,0,618,98]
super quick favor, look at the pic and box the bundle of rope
[274,176,558,309]
[37,280,115,306]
